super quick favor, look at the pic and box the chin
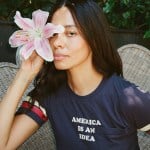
[54,62,69,70]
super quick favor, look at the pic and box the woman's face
[49,6,92,71]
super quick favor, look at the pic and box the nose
[51,33,66,49]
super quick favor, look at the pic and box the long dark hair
[29,0,123,103]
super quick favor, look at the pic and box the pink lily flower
[9,9,64,61]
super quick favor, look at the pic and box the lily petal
[32,9,49,28]
[9,30,30,47]
[34,38,53,61]
[20,41,35,59]
[43,23,65,38]
[14,11,34,30]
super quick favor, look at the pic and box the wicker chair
[118,44,150,150]
[0,62,56,150]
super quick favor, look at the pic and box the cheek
[69,39,91,60]
[67,44,92,69]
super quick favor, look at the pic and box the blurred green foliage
[0,0,56,22]
[99,0,150,38]
[0,0,149,38]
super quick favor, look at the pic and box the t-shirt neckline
[66,77,107,100]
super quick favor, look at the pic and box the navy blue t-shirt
[17,74,150,150]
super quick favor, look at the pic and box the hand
[20,51,44,80]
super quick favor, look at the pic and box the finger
[29,51,38,60]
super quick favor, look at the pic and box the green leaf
[122,0,130,5]
[122,12,130,19]
[144,30,150,38]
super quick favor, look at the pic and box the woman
[0,0,149,149]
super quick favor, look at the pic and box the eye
[66,31,77,37]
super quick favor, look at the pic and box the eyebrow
[64,25,77,28]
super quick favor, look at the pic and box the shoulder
[111,75,149,102]
[107,75,150,128]
[104,74,136,94]
[106,74,149,94]
[105,74,150,110]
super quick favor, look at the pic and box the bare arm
[4,115,39,150]
[0,52,44,149]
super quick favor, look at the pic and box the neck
[67,66,103,96]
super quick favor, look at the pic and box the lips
[53,53,68,61]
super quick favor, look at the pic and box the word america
[72,117,101,126]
